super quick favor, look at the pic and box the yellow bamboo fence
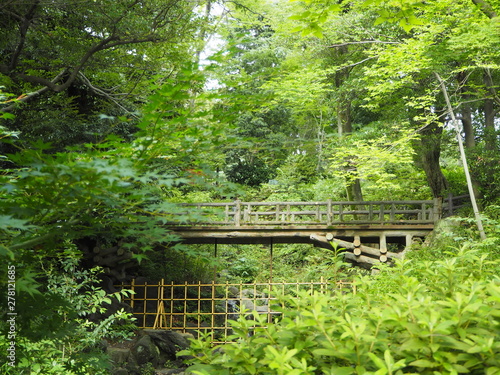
[115,278,355,344]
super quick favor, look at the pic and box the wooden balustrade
[167,198,443,226]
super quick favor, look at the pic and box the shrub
[181,246,500,375]
[0,255,136,375]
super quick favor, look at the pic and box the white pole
[435,73,486,240]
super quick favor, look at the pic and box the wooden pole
[435,72,486,240]
[213,239,218,282]
[234,199,241,226]
[269,239,273,284]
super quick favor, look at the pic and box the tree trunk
[413,120,449,198]
[458,72,476,149]
[346,179,364,201]
[335,50,363,202]
[458,73,482,203]
[483,70,498,151]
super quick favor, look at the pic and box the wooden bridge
[166,196,468,266]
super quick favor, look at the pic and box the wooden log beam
[344,252,380,265]
[311,234,382,257]
[353,236,361,247]
[310,234,400,261]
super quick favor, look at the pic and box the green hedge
[181,246,500,375]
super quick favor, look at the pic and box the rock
[142,330,190,359]
[108,347,131,367]
[131,334,160,366]
[125,352,140,375]
[108,330,190,375]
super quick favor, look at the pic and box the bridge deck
[166,199,444,266]
[171,224,434,244]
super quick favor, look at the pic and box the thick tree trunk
[337,101,363,202]
[335,53,363,202]
[484,70,498,151]
[458,73,482,203]
[413,120,449,198]
[462,108,475,148]
[457,72,475,146]
[346,179,364,201]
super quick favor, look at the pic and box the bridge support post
[380,234,387,254]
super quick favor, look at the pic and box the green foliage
[0,63,231,372]
[139,245,216,284]
[469,146,500,204]
[140,362,156,375]
[288,0,426,36]
[1,0,202,148]
[224,254,261,283]
[0,255,136,374]
[441,165,468,196]
[328,125,431,200]
[0,63,227,269]
[182,244,500,375]
[0,143,181,265]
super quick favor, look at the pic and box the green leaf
[328,4,341,12]
[0,245,15,260]
[326,367,355,375]
[368,352,386,369]
[409,359,437,368]
[312,348,337,357]
[0,215,35,231]
[312,29,324,39]
[1,112,15,119]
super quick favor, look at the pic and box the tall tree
[290,0,500,200]
[0,0,207,147]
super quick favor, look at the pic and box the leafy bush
[181,245,500,375]
[0,255,136,375]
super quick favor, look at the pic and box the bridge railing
[167,198,441,226]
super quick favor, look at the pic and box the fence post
[234,199,241,226]
[447,193,453,217]
[327,199,332,225]
[130,279,135,310]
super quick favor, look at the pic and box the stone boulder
[106,329,192,375]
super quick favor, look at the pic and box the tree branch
[9,0,40,71]
[328,40,400,48]
[77,72,139,118]
[225,1,268,18]
[337,56,377,70]
[1,69,67,112]
[13,34,160,95]
[484,68,500,106]
[471,0,498,19]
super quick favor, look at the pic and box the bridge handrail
[168,198,442,226]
